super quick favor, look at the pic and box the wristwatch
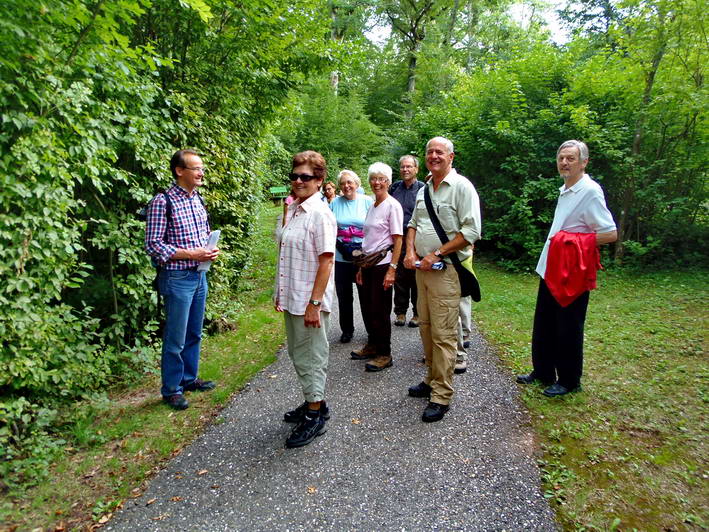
[434,249,443,258]
[389,263,398,269]
[309,299,321,307]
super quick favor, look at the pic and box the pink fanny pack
[337,226,364,242]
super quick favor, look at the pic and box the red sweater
[545,231,601,307]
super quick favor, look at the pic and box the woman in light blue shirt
[329,170,373,343]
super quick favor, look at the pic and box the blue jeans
[158,269,208,397]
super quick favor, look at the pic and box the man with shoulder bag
[403,137,481,422]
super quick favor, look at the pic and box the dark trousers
[335,261,364,335]
[393,244,418,316]
[531,278,589,389]
[359,264,393,356]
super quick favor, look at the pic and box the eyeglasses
[288,172,317,182]
[369,176,388,183]
[183,166,207,173]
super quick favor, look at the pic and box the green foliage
[1,0,333,488]
[389,21,707,269]
[2,207,285,531]
[278,78,386,177]
[0,398,64,490]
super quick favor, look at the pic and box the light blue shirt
[330,194,373,262]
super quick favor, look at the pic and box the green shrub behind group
[0,0,332,489]
[385,19,707,270]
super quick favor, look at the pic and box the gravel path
[108,293,557,531]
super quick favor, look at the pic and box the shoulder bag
[423,185,481,302]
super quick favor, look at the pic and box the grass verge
[0,205,284,531]
[474,260,708,531]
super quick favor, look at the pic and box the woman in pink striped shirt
[275,151,337,449]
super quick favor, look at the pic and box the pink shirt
[276,193,337,315]
[362,195,403,265]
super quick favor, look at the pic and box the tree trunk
[330,70,339,94]
[615,25,667,260]
[443,0,459,46]
[407,53,417,94]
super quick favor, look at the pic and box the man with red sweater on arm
[517,140,617,397]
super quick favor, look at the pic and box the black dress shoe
[340,332,353,343]
[163,394,189,410]
[408,382,432,398]
[542,383,581,397]
[422,402,449,422]
[183,378,216,392]
[516,373,552,385]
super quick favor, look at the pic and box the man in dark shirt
[145,149,220,410]
[389,155,425,328]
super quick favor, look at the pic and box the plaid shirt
[276,193,337,315]
[145,184,210,270]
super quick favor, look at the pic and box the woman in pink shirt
[275,151,337,448]
[352,162,403,371]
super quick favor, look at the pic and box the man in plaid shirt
[145,149,220,410]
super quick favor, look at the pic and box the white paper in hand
[197,230,220,272]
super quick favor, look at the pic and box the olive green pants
[284,311,331,403]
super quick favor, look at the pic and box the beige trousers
[415,267,461,405]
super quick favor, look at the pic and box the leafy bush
[390,36,707,269]
[1,0,333,488]
[0,398,64,490]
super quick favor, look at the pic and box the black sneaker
[283,401,331,423]
[183,378,216,392]
[285,410,327,448]
[408,381,432,398]
[163,394,189,410]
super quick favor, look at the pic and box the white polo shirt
[536,174,616,278]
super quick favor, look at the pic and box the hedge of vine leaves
[0,0,332,487]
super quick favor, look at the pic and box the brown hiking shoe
[408,316,420,328]
[394,314,406,326]
[351,344,377,360]
[365,355,393,372]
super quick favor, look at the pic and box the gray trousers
[457,296,472,363]
[284,311,331,403]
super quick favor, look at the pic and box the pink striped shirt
[276,193,336,315]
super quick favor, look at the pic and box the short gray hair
[557,140,589,162]
[399,154,419,167]
[426,136,454,154]
[368,162,393,185]
[338,169,361,188]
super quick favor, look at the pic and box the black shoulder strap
[196,190,210,228]
[159,189,209,238]
[161,191,173,241]
[423,184,463,268]
[162,191,173,220]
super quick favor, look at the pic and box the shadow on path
[108,292,557,531]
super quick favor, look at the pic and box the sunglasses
[288,172,318,182]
